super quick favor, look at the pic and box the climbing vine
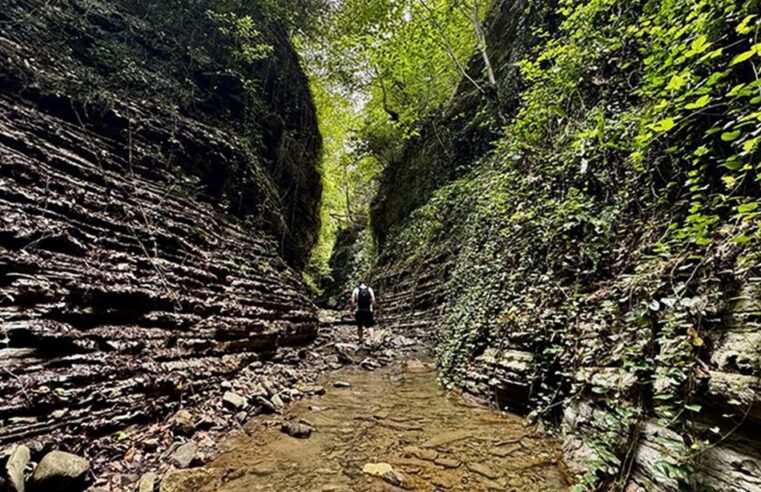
[378,0,759,489]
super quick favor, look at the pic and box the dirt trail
[161,357,569,491]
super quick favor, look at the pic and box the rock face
[0,0,320,455]
[368,0,761,490]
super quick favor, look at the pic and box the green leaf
[738,202,759,214]
[721,130,741,142]
[684,404,701,412]
[650,118,677,132]
[684,95,711,110]
[693,146,709,157]
[730,50,756,66]
[736,15,757,35]
[687,35,711,56]
[666,73,688,91]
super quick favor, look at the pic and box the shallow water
[163,361,569,491]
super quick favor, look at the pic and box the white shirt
[352,285,375,312]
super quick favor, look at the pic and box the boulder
[30,451,90,490]
[402,446,437,462]
[6,445,30,492]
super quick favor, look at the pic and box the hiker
[348,281,378,343]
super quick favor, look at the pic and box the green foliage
[206,11,273,63]
[301,0,491,283]
[378,0,760,488]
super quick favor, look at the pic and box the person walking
[348,280,378,343]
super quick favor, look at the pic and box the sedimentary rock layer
[0,0,319,451]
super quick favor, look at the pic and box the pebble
[333,381,352,388]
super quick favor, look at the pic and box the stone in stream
[255,396,278,414]
[297,385,326,396]
[169,441,198,469]
[489,445,520,458]
[280,422,313,438]
[430,474,455,489]
[5,445,30,492]
[467,462,499,480]
[30,450,91,490]
[434,457,461,469]
[222,391,247,411]
[420,430,472,449]
[406,359,430,373]
[270,394,286,410]
[333,381,352,388]
[362,463,412,490]
[402,446,438,462]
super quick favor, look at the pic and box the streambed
[162,360,569,491]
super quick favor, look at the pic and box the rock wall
[0,0,320,453]
[370,0,761,490]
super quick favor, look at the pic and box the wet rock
[270,394,286,410]
[30,451,91,490]
[362,462,411,488]
[170,410,196,436]
[382,468,412,489]
[434,457,461,469]
[421,430,472,448]
[6,445,30,492]
[333,381,352,388]
[222,392,247,411]
[280,422,313,438]
[137,472,157,492]
[431,474,455,489]
[480,478,507,490]
[249,384,268,398]
[297,385,326,396]
[403,446,438,462]
[169,441,197,469]
[360,358,380,370]
[255,396,278,414]
[467,462,499,479]
[160,468,215,492]
[362,462,394,476]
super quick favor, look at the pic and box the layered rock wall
[0,0,320,452]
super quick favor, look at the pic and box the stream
[161,359,570,491]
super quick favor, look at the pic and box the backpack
[357,286,372,311]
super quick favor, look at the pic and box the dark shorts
[355,310,375,327]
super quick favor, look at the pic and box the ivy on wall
[378,0,759,489]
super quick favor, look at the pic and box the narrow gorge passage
[161,315,569,492]
[2,0,760,490]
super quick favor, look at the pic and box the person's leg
[355,311,363,342]
[367,311,375,340]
